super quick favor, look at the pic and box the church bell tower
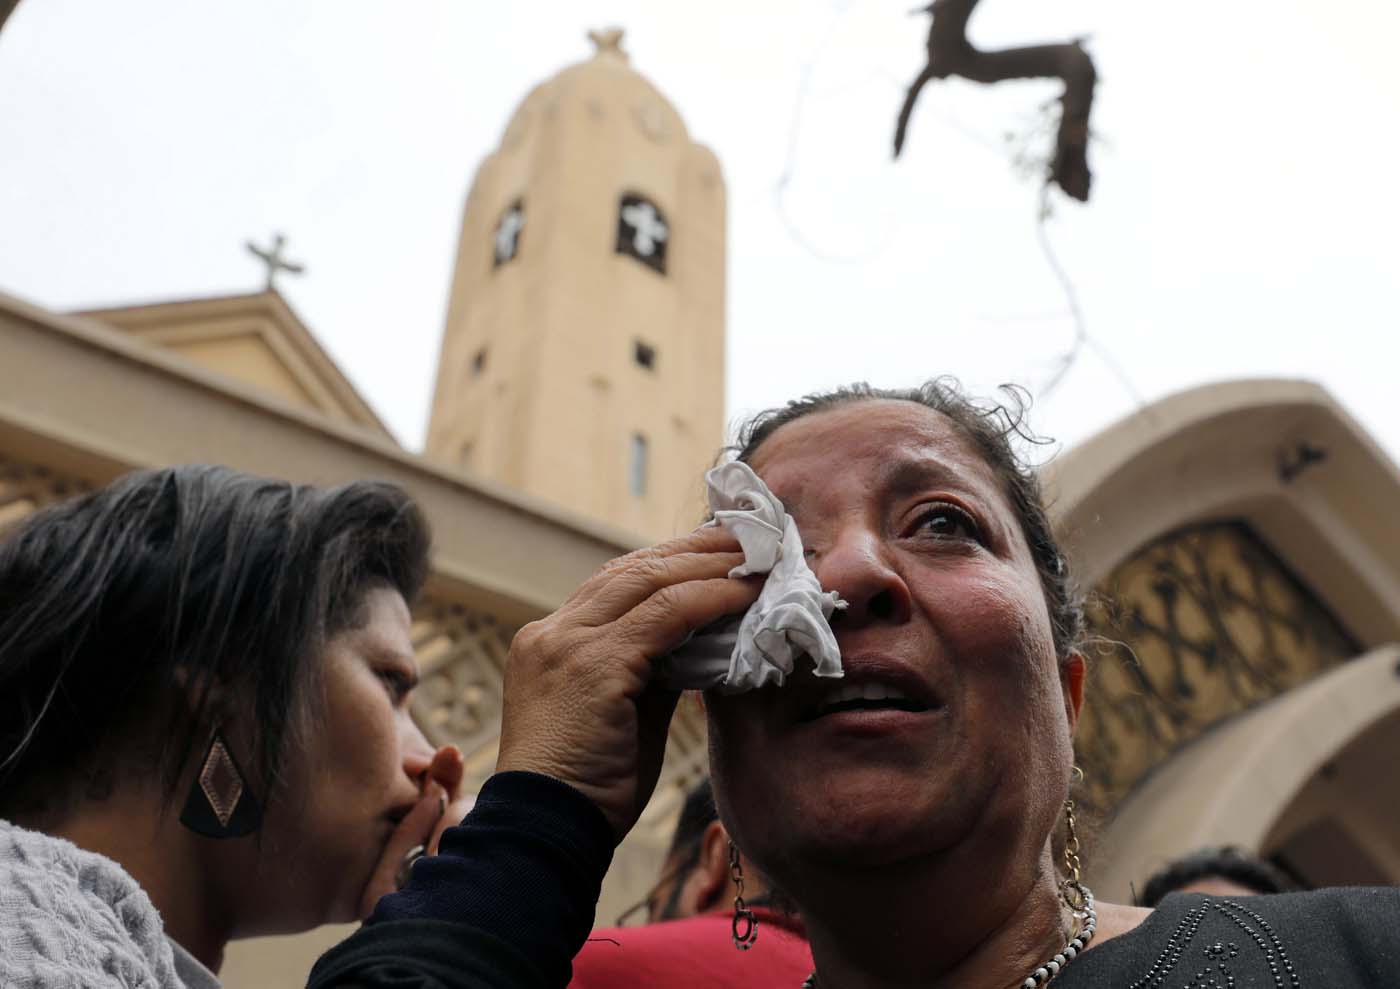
[425,28,726,541]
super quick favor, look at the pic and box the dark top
[1058,886,1400,988]
[308,772,1400,988]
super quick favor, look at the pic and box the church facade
[2,27,1398,988]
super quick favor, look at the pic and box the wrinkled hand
[496,526,760,842]
[358,745,475,918]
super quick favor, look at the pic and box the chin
[813,806,951,868]
[755,778,958,873]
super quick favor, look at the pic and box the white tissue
[655,461,846,693]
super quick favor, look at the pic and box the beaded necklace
[800,886,1097,989]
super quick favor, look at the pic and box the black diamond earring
[179,728,262,838]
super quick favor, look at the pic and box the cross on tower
[245,233,306,291]
[620,201,668,256]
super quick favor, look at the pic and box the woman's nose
[401,724,435,781]
[814,528,913,628]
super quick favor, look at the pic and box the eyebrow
[775,458,984,525]
[878,458,979,500]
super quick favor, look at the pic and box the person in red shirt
[570,778,812,988]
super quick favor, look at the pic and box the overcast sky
[2,0,1398,470]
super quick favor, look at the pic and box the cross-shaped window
[616,193,668,274]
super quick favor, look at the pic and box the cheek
[320,679,402,786]
[936,572,1068,758]
[703,696,768,839]
[941,571,1056,681]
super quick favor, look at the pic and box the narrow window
[634,340,656,370]
[629,433,648,497]
[493,200,524,267]
[472,348,487,375]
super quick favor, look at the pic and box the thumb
[632,686,682,826]
[357,782,447,918]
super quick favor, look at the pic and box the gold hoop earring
[729,839,759,950]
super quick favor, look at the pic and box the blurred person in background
[1138,846,1297,907]
[570,776,812,987]
[0,465,472,989]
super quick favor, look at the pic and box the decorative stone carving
[0,457,91,532]
[409,599,516,788]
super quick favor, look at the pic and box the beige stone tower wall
[425,31,726,541]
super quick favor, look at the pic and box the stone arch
[1045,379,1400,645]
[1040,379,1400,896]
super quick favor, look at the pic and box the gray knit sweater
[0,818,216,989]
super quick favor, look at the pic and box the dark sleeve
[308,771,615,989]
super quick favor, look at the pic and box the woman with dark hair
[0,464,471,988]
[311,380,1398,989]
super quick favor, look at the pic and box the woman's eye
[378,669,414,702]
[916,504,980,542]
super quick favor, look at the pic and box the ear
[1060,650,1086,737]
[687,820,733,915]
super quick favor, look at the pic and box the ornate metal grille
[1075,520,1358,815]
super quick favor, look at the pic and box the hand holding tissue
[656,461,846,693]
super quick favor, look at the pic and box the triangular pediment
[75,291,394,442]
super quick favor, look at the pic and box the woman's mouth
[799,679,934,723]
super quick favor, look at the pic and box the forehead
[749,399,1003,501]
[341,586,414,652]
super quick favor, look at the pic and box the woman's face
[230,586,435,932]
[706,400,1082,885]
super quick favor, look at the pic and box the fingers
[357,781,446,919]
[571,550,748,626]
[563,526,742,610]
[427,745,465,801]
[427,793,477,855]
[634,686,682,819]
[492,525,759,844]
[613,574,763,658]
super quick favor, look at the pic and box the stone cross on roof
[245,232,305,291]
